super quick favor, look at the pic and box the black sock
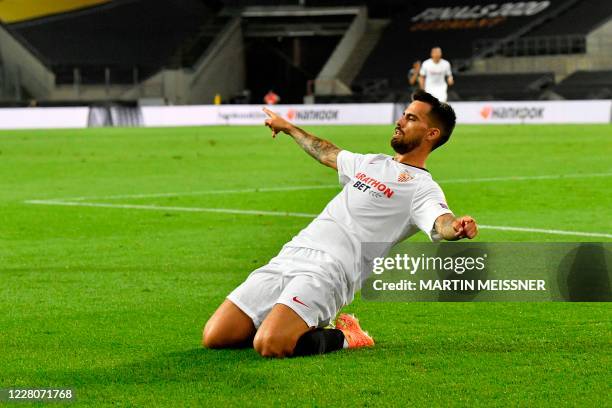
[292,328,345,357]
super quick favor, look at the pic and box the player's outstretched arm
[434,213,478,241]
[263,107,341,170]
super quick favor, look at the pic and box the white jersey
[285,151,453,299]
[419,58,452,102]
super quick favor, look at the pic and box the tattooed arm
[263,107,341,170]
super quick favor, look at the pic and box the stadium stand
[357,2,563,82]
[340,0,567,102]
[552,70,612,99]
[5,0,222,84]
[314,0,612,102]
[451,72,555,101]
[478,0,612,56]
[1,0,610,104]
[528,0,612,36]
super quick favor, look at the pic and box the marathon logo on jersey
[286,109,339,122]
[480,105,545,120]
[353,172,395,198]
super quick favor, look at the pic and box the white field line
[41,184,341,202]
[476,225,612,238]
[34,172,612,203]
[440,172,612,184]
[24,200,317,219]
[24,199,612,239]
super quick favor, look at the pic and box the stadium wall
[315,6,368,96]
[0,100,610,130]
[0,24,54,99]
[188,17,245,105]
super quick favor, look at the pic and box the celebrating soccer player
[203,90,477,358]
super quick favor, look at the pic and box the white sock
[343,338,349,349]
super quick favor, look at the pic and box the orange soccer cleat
[334,313,375,349]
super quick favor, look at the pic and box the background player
[408,60,421,93]
[419,47,454,102]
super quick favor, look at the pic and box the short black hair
[411,89,456,151]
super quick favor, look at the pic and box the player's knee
[253,331,293,358]
[202,321,225,349]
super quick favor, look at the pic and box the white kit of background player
[419,47,454,102]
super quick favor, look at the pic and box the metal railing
[474,34,587,57]
[0,63,167,102]
[54,64,167,100]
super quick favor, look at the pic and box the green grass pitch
[1,124,610,406]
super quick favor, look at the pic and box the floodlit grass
[1,124,610,406]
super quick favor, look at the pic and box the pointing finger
[262,107,277,118]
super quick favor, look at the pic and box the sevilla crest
[397,172,413,182]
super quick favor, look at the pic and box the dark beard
[391,136,421,154]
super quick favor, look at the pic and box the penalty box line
[34,172,612,203]
[24,199,612,239]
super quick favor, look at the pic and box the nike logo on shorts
[292,296,310,308]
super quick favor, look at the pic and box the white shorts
[227,246,348,329]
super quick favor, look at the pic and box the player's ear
[426,127,440,143]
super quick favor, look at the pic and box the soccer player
[203,90,477,358]
[408,60,421,91]
[419,47,454,102]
